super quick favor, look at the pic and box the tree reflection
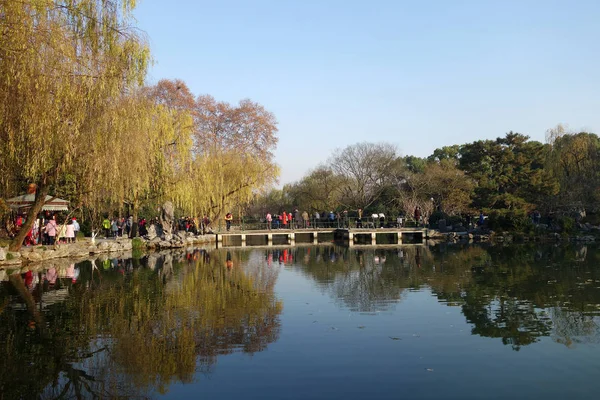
[289,243,600,350]
[0,249,282,398]
[290,245,435,312]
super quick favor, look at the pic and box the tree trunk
[9,183,50,252]
[130,196,139,238]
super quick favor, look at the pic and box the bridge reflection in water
[215,228,429,247]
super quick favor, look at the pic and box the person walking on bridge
[266,212,272,230]
[302,210,309,228]
[225,212,233,231]
[294,209,301,229]
[414,206,422,227]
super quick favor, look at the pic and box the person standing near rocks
[111,218,119,238]
[72,218,80,241]
[65,219,75,243]
[45,216,58,245]
[102,217,111,238]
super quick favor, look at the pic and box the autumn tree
[544,126,600,212]
[329,142,399,209]
[174,95,279,220]
[0,0,150,250]
[285,166,344,212]
[411,159,474,216]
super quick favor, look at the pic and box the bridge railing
[214,217,428,232]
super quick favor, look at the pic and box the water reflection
[285,243,600,350]
[1,243,600,398]
[0,248,282,398]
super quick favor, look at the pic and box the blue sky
[133,0,600,184]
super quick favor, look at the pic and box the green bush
[557,216,575,233]
[447,215,464,226]
[487,209,532,232]
[132,237,145,259]
[428,211,449,226]
[79,219,92,237]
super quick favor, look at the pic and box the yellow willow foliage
[173,149,280,219]
[80,92,193,212]
[0,0,149,195]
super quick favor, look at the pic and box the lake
[1,243,600,399]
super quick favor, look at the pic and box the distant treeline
[248,125,600,231]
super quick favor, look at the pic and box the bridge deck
[215,227,429,247]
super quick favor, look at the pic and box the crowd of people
[9,213,81,246]
[226,206,434,231]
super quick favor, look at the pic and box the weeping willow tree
[0,0,150,250]
[173,95,280,221]
[79,89,193,236]
[176,150,279,221]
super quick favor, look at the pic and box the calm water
[1,243,600,399]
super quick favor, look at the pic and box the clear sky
[133,0,600,184]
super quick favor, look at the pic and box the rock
[146,224,157,240]
[108,242,121,252]
[97,241,110,251]
[159,201,175,240]
[7,251,21,260]
[158,240,171,248]
[0,258,21,266]
[0,246,6,261]
[21,252,43,262]
[576,235,595,242]
[438,219,447,233]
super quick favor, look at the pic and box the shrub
[557,216,575,233]
[428,211,449,226]
[487,209,532,232]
